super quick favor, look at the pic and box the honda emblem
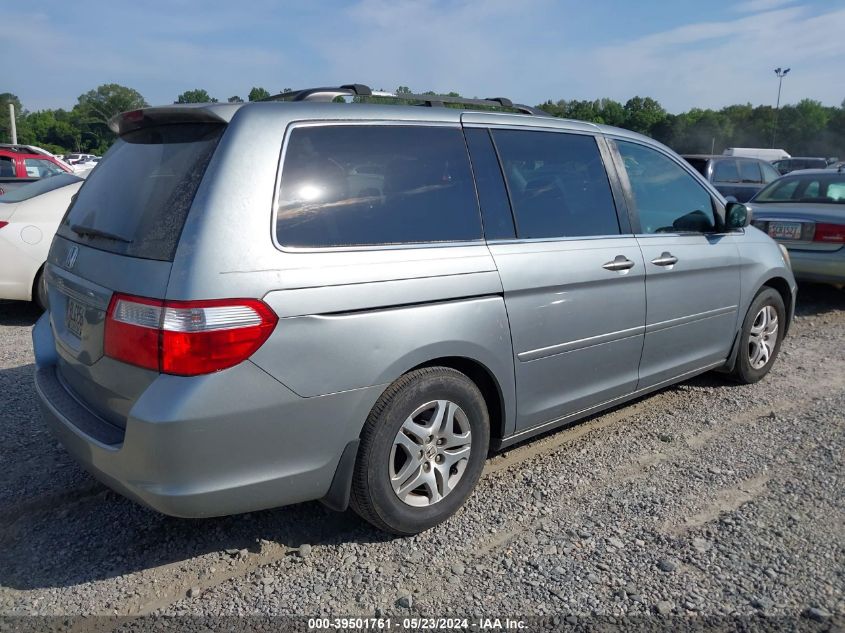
[64,245,79,269]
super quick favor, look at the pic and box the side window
[491,129,620,239]
[463,127,515,240]
[0,156,14,177]
[760,162,780,183]
[739,161,762,183]
[276,126,481,248]
[24,158,63,178]
[712,159,740,183]
[616,140,716,234]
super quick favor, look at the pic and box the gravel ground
[0,285,843,630]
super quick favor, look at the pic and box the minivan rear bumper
[33,313,382,518]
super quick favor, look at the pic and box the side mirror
[725,201,750,230]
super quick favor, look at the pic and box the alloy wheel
[748,305,778,370]
[389,399,472,507]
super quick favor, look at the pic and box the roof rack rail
[260,84,549,116]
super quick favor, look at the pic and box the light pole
[771,67,790,148]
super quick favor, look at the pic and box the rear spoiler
[108,104,240,136]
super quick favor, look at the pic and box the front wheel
[350,367,490,535]
[731,287,785,384]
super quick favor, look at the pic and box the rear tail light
[0,221,8,229]
[104,294,278,376]
[813,223,845,243]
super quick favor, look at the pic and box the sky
[4,0,844,114]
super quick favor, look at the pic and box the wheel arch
[408,356,507,448]
[760,275,794,335]
[321,354,511,513]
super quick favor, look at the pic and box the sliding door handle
[602,255,636,272]
[651,252,678,267]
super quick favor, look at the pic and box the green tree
[0,93,27,143]
[623,96,667,135]
[775,99,830,154]
[74,84,148,152]
[18,109,80,152]
[176,89,217,104]
[228,95,244,103]
[248,87,271,101]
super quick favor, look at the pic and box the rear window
[276,125,481,248]
[57,123,223,261]
[754,174,845,203]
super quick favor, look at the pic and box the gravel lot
[0,285,843,629]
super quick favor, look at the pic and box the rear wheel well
[410,357,505,445]
[762,277,793,334]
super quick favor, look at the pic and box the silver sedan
[747,169,845,286]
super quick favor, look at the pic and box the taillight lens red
[0,221,8,229]
[813,222,845,243]
[104,294,277,376]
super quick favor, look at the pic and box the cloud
[4,0,844,115]
[568,5,845,111]
[310,0,555,99]
[732,0,796,13]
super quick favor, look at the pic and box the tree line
[2,84,843,159]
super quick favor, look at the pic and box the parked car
[74,156,101,170]
[0,172,84,308]
[0,145,73,196]
[33,85,796,535]
[771,157,829,175]
[682,154,781,202]
[747,169,845,285]
[64,153,97,165]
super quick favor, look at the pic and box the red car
[0,145,73,195]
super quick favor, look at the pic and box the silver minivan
[33,85,796,534]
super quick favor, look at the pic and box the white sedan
[0,173,84,309]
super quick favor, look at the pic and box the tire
[33,268,49,312]
[351,367,490,535]
[731,287,785,384]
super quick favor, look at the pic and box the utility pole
[8,103,17,144]
[771,67,790,148]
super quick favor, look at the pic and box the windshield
[753,173,845,204]
[56,123,223,261]
[0,173,82,203]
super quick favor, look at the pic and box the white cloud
[309,0,845,113]
[733,0,796,13]
[557,5,845,111]
[5,0,844,114]
[311,0,555,99]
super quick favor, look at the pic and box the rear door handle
[651,252,678,267]
[602,255,636,272]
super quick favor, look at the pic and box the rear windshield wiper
[70,224,133,244]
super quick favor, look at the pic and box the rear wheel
[33,269,48,312]
[351,367,489,535]
[731,287,785,384]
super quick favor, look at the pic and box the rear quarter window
[276,125,482,248]
[57,123,223,261]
